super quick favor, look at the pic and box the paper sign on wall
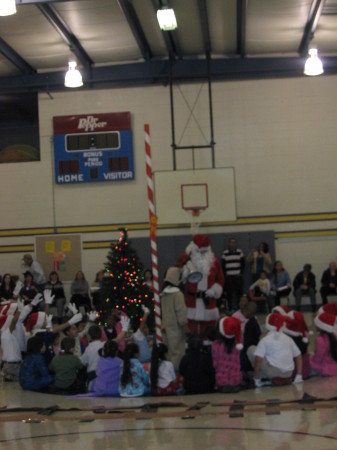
[61,240,71,252]
[45,241,55,253]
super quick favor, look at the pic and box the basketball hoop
[186,207,205,234]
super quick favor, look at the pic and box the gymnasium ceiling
[0,0,336,115]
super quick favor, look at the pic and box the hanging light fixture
[157,7,177,31]
[64,61,83,88]
[0,0,16,16]
[304,48,324,76]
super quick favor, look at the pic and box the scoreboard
[53,112,134,184]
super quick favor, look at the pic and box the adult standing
[320,261,337,305]
[293,264,316,312]
[221,238,245,313]
[22,254,46,291]
[246,242,272,282]
[179,234,224,336]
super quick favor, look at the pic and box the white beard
[190,248,214,278]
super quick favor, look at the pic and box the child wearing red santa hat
[283,310,311,380]
[247,313,303,387]
[310,311,337,377]
[179,234,224,336]
[211,316,243,392]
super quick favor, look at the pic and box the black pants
[224,275,244,311]
[273,287,292,306]
[320,286,337,304]
[71,294,91,312]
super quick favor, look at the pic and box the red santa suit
[181,235,224,335]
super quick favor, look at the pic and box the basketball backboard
[153,168,236,225]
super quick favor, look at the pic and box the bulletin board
[35,234,82,282]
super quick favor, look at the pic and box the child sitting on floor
[90,340,122,396]
[150,343,176,396]
[283,310,311,380]
[80,325,104,382]
[247,313,303,387]
[232,295,249,338]
[19,335,54,391]
[310,311,337,377]
[240,302,261,373]
[49,337,86,394]
[119,343,150,397]
[212,316,243,393]
[179,334,215,394]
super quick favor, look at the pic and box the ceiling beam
[1,56,337,95]
[298,0,326,57]
[0,37,35,74]
[36,3,93,69]
[236,0,247,58]
[197,0,211,56]
[117,0,152,61]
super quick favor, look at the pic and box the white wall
[0,75,336,290]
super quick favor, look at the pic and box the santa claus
[178,234,224,335]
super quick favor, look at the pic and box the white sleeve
[254,337,267,359]
[291,339,301,358]
[80,348,89,366]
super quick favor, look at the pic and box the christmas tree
[101,228,154,329]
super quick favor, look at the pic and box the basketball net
[190,208,202,235]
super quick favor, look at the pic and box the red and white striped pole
[144,124,162,342]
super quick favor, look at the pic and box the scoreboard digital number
[53,112,134,184]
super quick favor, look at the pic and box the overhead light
[157,8,177,31]
[64,61,83,88]
[304,48,324,76]
[0,0,17,16]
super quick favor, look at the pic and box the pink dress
[310,334,337,376]
[212,341,242,387]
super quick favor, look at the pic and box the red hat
[314,311,337,334]
[26,312,46,333]
[272,305,290,315]
[318,303,337,316]
[266,313,289,332]
[0,314,13,331]
[0,303,17,316]
[219,316,243,350]
[193,235,210,249]
[284,311,311,343]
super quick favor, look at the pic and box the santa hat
[272,305,290,315]
[185,235,211,256]
[193,234,210,249]
[318,303,337,317]
[283,311,311,343]
[265,313,289,332]
[0,303,17,316]
[0,314,13,332]
[26,312,46,333]
[314,311,337,334]
[219,316,243,350]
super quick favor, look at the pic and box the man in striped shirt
[222,238,245,313]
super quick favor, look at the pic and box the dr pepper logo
[78,116,108,132]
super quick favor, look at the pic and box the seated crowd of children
[1,280,337,396]
[1,264,337,396]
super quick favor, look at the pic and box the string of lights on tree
[101,228,154,329]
